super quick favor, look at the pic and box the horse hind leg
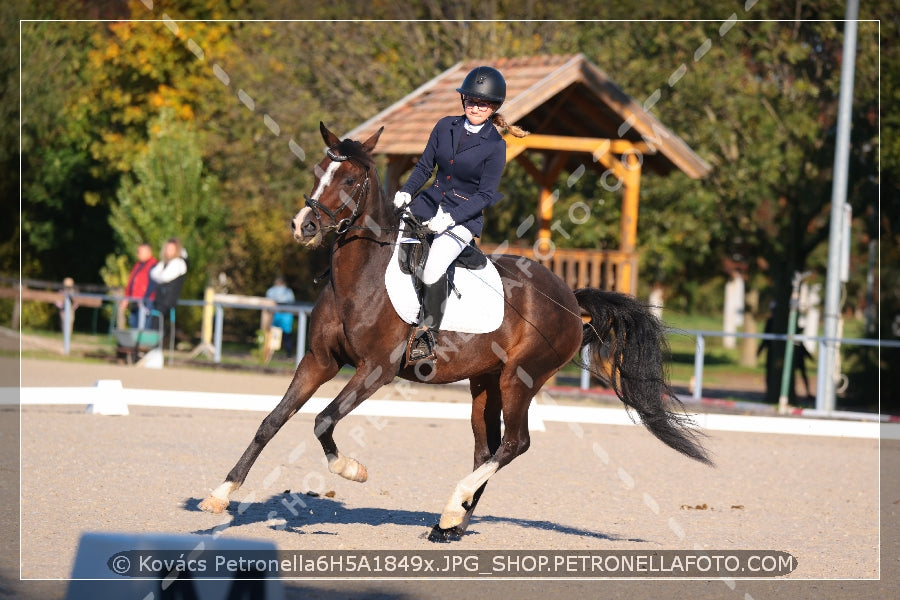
[430,369,538,541]
[431,355,561,539]
[428,373,502,542]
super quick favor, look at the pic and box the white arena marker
[86,380,129,416]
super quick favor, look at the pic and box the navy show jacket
[400,115,506,237]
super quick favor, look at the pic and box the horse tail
[574,288,713,466]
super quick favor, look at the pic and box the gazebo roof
[343,53,711,179]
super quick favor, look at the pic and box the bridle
[303,147,371,236]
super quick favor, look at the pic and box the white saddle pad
[385,234,504,334]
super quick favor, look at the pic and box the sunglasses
[463,98,493,110]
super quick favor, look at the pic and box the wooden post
[618,153,642,295]
[189,286,221,359]
[536,185,555,256]
[113,289,127,330]
[533,153,568,258]
[201,286,215,346]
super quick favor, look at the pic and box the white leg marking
[199,480,239,513]
[211,481,239,501]
[327,452,368,482]
[439,462,499,529]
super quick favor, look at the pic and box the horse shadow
[182,493,646,543]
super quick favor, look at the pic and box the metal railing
[9,289,315,364]
[10,286,895,416]
[667,329,896,416]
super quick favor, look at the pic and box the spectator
[121,242,157,329]
[146,238,188,328]
[266,276,296,355]
[55,277,79,336]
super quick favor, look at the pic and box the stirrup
[406,326,436,364]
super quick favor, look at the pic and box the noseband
[304,148,371,236]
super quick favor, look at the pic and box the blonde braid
[492,112,529,138]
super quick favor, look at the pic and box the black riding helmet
[456,66,506,110]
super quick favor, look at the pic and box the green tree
[105,110,228,328]
[17,18,118,284]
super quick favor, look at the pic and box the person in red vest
[121,242,157,329]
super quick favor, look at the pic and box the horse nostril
[291,219,296,232]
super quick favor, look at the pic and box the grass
[558,312,767,391]
[662,312,764,387]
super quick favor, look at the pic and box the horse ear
[320,122,340,148]
[361,126,384,154]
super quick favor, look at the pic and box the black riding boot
[407,274,448,363]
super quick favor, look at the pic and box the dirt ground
[3,356,897,600]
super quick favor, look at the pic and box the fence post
[296,310,307,366]
[692,333,705,402]
[580,346,591,390]
[62,293,72,356]
[214,304,224,363]
[201,286,215,347]
[779,271,810,414]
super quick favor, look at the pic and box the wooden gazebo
[343,54,710,294]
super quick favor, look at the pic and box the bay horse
[199,123,712,542]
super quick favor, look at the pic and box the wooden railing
[479,244,638,294]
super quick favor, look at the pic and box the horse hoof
[427,525,464,543]
[329,454,368,483]
[198,496,228,514]
[348,462,368,483]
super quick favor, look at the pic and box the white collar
[463,119,485,134]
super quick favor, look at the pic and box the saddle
[397,236,487,277]
[385,232,504,335]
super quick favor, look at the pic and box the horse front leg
[428,373,502,542]
[198,353,338,513]
[314,361,397,483]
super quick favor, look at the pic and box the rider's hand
[425,208,455,234]
[393,191,411,209]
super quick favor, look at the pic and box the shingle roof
[343,53,711,179]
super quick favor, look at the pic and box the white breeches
[421,225,474,285]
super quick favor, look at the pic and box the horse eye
[344,176,356,185]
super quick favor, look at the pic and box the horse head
[292,122,384,248]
